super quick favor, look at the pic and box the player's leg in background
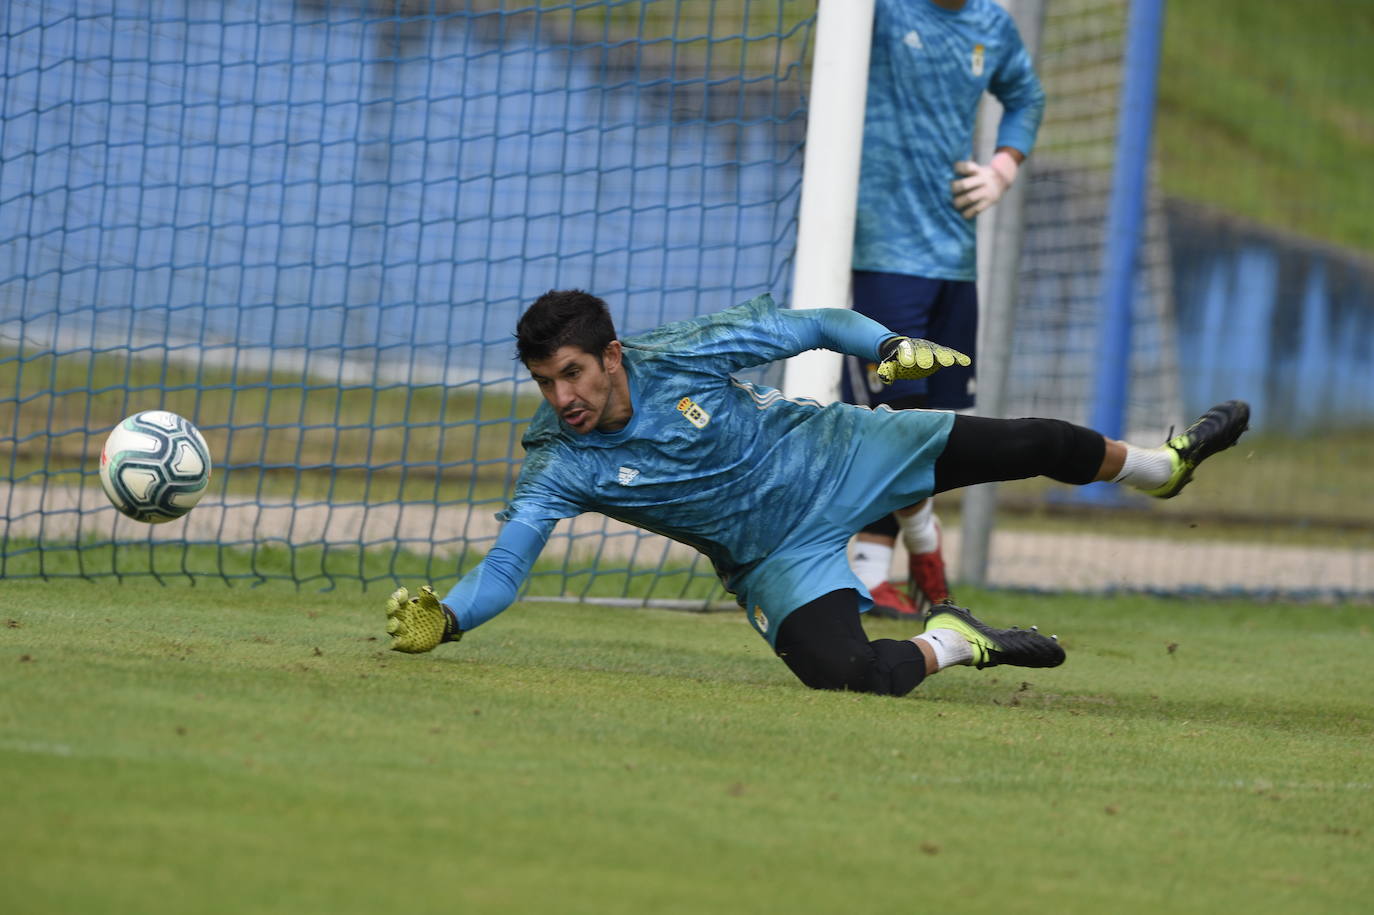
[899,279,977,612]
[850,514,914,617]
[842,271,943,618]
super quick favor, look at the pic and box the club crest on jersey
[903,29,922,50]
[752,605,769,634]
[617,465,640,485]
[676,396,711,429]
[971,43,985,76]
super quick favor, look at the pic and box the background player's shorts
[841,270,977,411]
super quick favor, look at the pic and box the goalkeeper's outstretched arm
[777,307,971,383]
[387,518,549,653]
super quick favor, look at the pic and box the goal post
[780,0,874,405]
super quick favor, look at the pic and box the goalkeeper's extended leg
[386,586,463,653]
[928,402,1251,499]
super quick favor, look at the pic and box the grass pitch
[2,581,1371,915]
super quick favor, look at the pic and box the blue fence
[1168,202,1374,431]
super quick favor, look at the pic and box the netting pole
[958,0,1047,588]
[781,0,875,403]
[1080,0,1166,502]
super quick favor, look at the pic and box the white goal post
[780,0,875,405]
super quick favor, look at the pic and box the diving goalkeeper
[386,290,1250,697]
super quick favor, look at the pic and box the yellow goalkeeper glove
[876,336,972,383]
[386,585,463,653]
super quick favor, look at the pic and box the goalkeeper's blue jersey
[854,0,1045,281]
[444,294,955,644]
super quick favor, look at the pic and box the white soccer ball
[98,410,212,523]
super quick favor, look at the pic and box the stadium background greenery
[456,0,1374,250]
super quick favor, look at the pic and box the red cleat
[868,580,922,619]
[907,522,951,615]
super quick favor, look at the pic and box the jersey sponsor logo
[617,465,640,485]
[971,43,986,76]
[676,396,711,429]
[903,29,922,50]
[751,604,769,633]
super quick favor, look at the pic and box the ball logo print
[98,411,212,523]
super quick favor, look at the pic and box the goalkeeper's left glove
[386,585,463,653]
[876,336,972,384]
[950,150,1020,219]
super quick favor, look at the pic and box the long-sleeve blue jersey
[854,0,1045,281]
[443,294,955,643]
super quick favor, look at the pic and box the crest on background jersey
[904,29,923,50]
[752,605,769,633]
[971,43,985,76]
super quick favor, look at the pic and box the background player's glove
[386,585,462,653]
[950,150,1020,219]
[876,336,972,383]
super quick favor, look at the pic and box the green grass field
[3,579,1371,914]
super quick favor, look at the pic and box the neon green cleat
[386,585,462,653]
[924,601,1065,670]
[875,336,971,383]
[1142,400,1251,499]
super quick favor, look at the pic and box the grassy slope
[1158,1,1374,252]
[2,580,1371,914]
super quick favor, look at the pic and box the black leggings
[774,589,926,696]
[787,416,1106,694]
[860,414,1105,538]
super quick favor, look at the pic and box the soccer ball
[98,410,212,523]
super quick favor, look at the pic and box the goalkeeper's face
[527,341,631,434]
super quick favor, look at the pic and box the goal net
[4,0,1367,602]
[1,0,812,600]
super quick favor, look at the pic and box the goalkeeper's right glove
[876,336,972,384]
[386,585,463,653]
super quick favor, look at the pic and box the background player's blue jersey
[854,0,1045,281]
[442,295,954,643]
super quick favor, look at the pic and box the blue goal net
[1,0,815,598]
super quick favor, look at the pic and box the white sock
[913,629,973,670]
[851,541,894,590]
[898,501,940,555]
[1112,444,1175,490]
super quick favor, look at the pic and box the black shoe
[924,601,1065,670]
[1145,400,1251,499]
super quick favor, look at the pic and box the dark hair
[515,289,618,365]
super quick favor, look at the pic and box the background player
[846,0,1046,618]
[384,290,1250,698]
